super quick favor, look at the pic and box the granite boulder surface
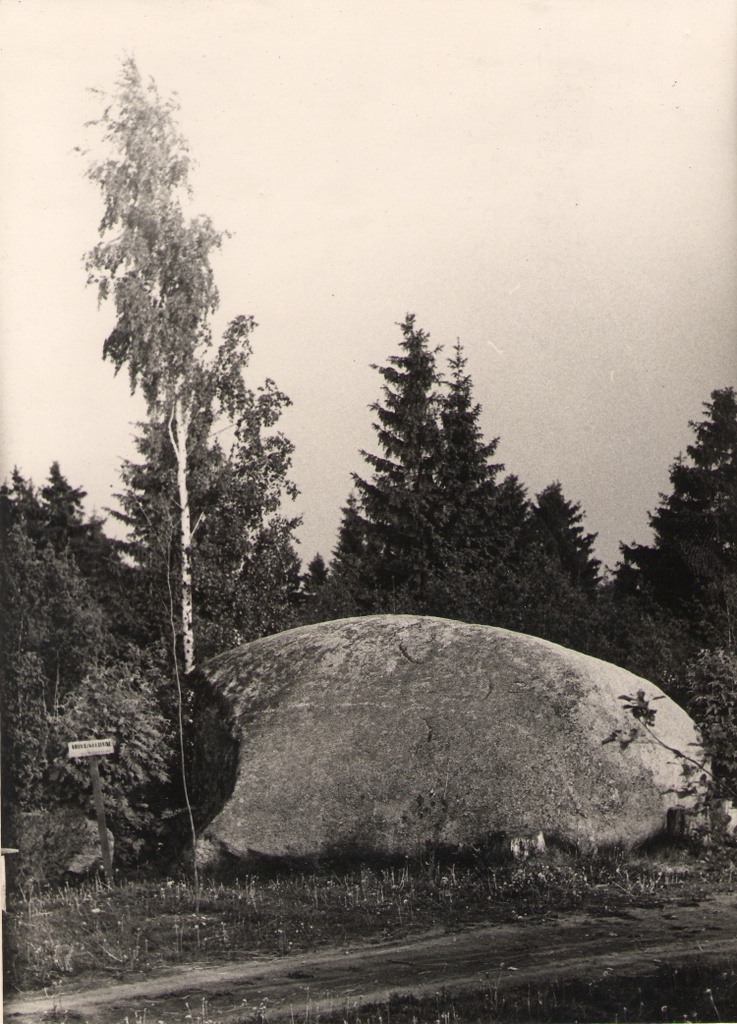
[192,615,705,864]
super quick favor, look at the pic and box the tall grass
[1,849,722,993]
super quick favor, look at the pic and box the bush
[686,648,737,801]
[45,651,171,862]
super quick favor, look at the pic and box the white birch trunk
[169,395,195,674]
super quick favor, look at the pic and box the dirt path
[6,893,737,1023]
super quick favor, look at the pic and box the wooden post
[67,738,115,882]
[88,757,114,883]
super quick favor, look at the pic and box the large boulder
[193,615,705,863]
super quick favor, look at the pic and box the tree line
[2,59,735,867]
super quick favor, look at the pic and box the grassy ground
[4,844,731,995]
[309,959,737,1024]
[22,963,737,1024]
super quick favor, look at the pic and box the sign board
[68,738,115,759]
[66,738,116,881]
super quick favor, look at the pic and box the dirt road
[6,893,737,1023]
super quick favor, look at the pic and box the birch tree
[85,58,271,674]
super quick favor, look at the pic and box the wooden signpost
[68,738,115,882]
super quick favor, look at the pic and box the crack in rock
[399,640,425,663]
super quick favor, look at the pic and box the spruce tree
[327,325,537,623]
[1,466,136,644]
[38,463,129,609]
[618,386,737,650]
[352,314,443,603]
[533,481,601,594]
[435,340,503,556]
[332,494,369,569]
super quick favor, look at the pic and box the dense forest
[2,59,735,867]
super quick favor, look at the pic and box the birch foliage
[85,59,299,672]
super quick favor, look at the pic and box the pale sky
[1,0,735,571]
